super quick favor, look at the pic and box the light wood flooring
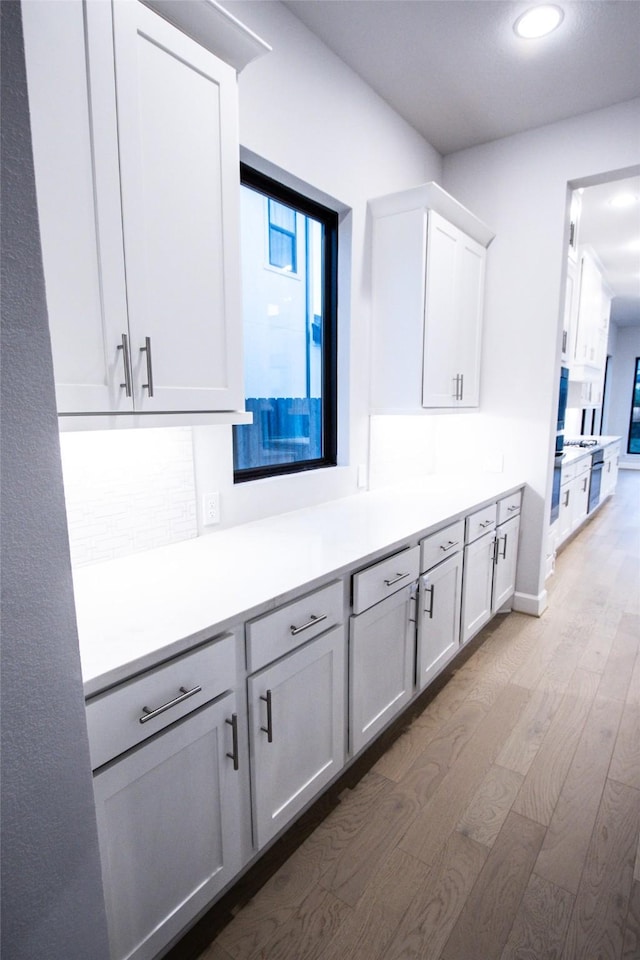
[199,470,640,960]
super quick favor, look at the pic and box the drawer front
[246,581,343,673]
[465,503,497,544]
[497,490,522,526]
[561,462,577,484]
[352,545,420,614]
[420,519,465,572]
[575,458,591,478]
[86,632,237,770]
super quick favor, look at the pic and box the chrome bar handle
[139,684,201,724]
[459,373,464,400]
[479,520,493,529]
[499,532,508,560]
[439,539,459,553]
[140,336,154,397]
[290,613,327,636]
[424,582,435,619]
[384,571,411,587]
[260,690,273,743]
[563,490,570,507]
[507,505,519,513]
[117,333,133,397]
[452,374,460,400]
[226,713,239,771]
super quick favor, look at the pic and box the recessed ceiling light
[609,192,638,209]
[514,5,564,39]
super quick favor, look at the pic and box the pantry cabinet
[23,0,262,423]
[87,633,248,960]
[248,626,346,849]
[369,182,494,412]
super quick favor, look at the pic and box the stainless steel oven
[588,448,604,513]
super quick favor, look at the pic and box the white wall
[442,99,640,610]
[605,322,640,467]
[190,0,442,529]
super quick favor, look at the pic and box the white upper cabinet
[23,0,267,425]
[369,183,494,412]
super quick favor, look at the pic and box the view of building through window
[233,168,337,481]
[629,357,640,454]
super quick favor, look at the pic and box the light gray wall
[443,100,640,611]
[0,3,110,957]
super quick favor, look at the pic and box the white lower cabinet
[248,626,346,850]
[349,585,416,754]
[492,514,520,612]
[601,443,620,500]
[417,551,463,689]
[93,692,246,960]
[460,529,496,646]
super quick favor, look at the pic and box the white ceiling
[283,0,640,156]
[283,0,640,321]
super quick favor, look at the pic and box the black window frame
[627,356,640,455]
[233,164,339,484]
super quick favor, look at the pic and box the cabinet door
[112,2,243,412]
[460,530,495,645]
[23,0,131,414]
[558,482,573,543]
[349,585,415,754]
[248,627,345,849]
[93,693,246,960]
[423,211,486,408]
[492,515,520,612]
[570,470,590,531]
[417,553,462,690]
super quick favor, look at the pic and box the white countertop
[75,473,525,697]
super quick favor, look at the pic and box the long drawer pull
[226,713,239,771]
[439,539,459,552]
[290,613,327,636]
[384,571,411,587]
[507,504,519,513]
[139,684,202,724]
[479,520,494,529]
[260,690,273,743]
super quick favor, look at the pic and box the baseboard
[513,589,548,617]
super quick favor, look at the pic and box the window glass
[233,167,338,482]
[628,357,640,454]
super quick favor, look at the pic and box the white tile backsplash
[60,428,197,566]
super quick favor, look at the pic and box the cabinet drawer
[420,519,465,572]
[497,491,522,525]
[352,546,420,615]
[561,461,577,484]
[575,458,591,478]
[86,632,236,770]
[246,581,343,673]
[465,503,497,544]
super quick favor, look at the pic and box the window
[233,166,338,482]
[628,357,640,454]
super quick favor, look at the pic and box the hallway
[199,471,640,960]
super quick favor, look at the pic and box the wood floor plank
[609,704,640,791]
[597,615,640,702]
[511,669,600,826]
[455,763,524,849]
[496,685,564,776]
[499,873,575,960]
[319,848,428,960]
[318,785,421,907]
[398,683,530,865]
[246,887,350,960]
[622,880,640,960]
[384,831,488,960]
[627,652,640,707]
[439,811,546,960]
[561,778,640,960]
[534,695,624,895]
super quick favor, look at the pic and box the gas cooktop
[565,439,599,447]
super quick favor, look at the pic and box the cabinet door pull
[226,713,239,771]
[384,571,410,587]
[563,490,570,507]
[452,374,461,401]
[582,477,588,491]
[117,333,133,397]
[290,613,327,636]
[260,690,273,743]
[459,373,464,400]
[139,684,202,724]
[439,539,459,552]
[140,336,154,397]
[499,533,508,560]
[424,582,435,619]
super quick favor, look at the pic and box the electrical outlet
[203,492,221,526]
